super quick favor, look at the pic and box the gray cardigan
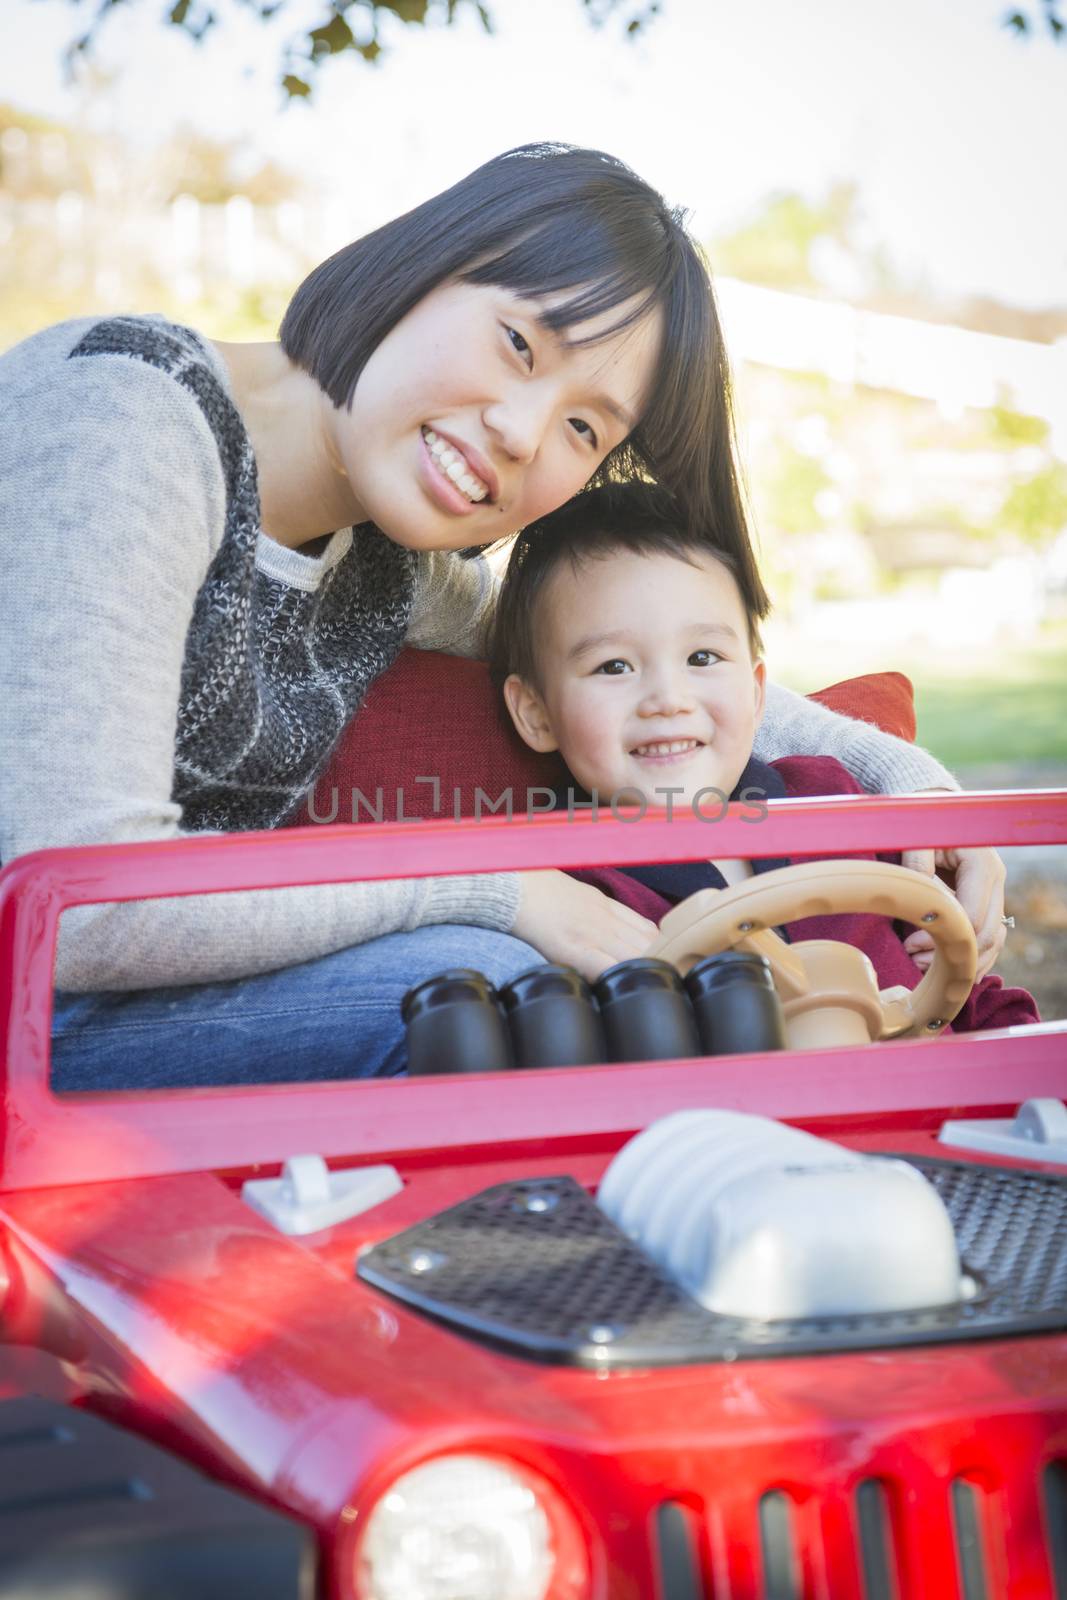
[0,315,956,992]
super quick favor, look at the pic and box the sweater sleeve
[950,973,1040,1031]
[755,681,960,795]
[405,549,500,658]
[0,325,519,994]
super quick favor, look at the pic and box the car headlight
[355,1453,587,1600]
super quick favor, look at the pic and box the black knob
[685,951,786,1055]
[593,958,701,1063]
[402,968,515,1075]
[498,964,607,1069]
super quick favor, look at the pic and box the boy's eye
[688,649,722,667]
[569,417,599,448]
[504,325,533,369]
[594,658,631,676]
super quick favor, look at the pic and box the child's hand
[900,845,1008,981]
[512,870,658,981]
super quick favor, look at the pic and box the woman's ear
[752,658,767,727]
[503,674,560,753]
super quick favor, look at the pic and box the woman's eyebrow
[597,393,636,432]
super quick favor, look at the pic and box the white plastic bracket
[939,1098,1067,1165]
[242,1154,403,1235]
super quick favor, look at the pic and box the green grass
[768,620,1067,773]
[911,652,1067,769]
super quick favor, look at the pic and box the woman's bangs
[462,213,668,345]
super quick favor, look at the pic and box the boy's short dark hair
[488,482,766,689]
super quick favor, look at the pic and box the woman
[0,144,1004,1087]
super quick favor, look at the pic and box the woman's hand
[512,870,658,982]
[900,844,1008,981]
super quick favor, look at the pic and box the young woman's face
[329,280,662,549]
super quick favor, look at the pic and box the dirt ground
[958,764,1067,1023]
[999,858,1067,1022]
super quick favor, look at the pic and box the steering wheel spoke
[878,985,919,1038]
[735,928,810,1001]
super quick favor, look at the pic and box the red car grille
[652,1464,1067,1599]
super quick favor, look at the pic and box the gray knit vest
[70,317,416,833]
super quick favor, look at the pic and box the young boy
[488,482,1037,1032]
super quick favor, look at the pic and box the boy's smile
[504,546,766,807]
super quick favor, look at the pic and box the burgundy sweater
[571,756,1038,1034]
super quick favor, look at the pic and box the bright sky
[5,0,1066,308]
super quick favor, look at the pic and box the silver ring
[1001,915,1016,930]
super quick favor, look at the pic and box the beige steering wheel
[646,859,978,1046]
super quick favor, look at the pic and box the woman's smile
[420,426,494,508]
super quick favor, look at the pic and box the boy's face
[504,546,766,807]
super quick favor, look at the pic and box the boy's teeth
[633,740,701,756]
[423,427,489,502]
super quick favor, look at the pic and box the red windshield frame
[1,790,1064,1191]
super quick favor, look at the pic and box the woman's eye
[688,649,722,667]
[594,658,631,676]
[568,417,598,447]
[504,325,533,368]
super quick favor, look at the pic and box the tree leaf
[282,71,312,95]
[309,11,356,54]
[388,0,430,23]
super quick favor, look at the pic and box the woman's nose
[483,389,550,463]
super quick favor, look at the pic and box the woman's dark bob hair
[281,142,766,613]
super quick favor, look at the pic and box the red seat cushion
[293,651,915,825]
[809,670,915,744]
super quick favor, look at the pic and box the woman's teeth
[423,428,489,503]
[632,740,702,757]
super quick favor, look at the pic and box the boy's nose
[637,674,696,717]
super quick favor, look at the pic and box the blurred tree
[764,445,831,538]
[987,404,1050,448]
[57,0,661,99]
[1,101,99,195]
[1,102,299,204]
[996,464,1067,548]
[0,103,65,138]
[710,186,861,293]
[156,130,301,202]
[49,0,1061,101]
[1003,0,1064,39]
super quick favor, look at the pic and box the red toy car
[1,775,1066,1600]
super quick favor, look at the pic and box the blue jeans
[51,925,542,1091]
